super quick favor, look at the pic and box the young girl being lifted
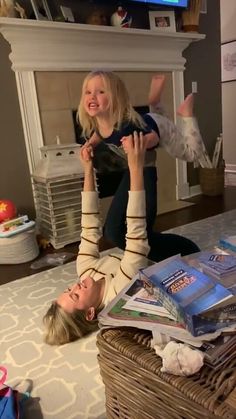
[77,70,204,257]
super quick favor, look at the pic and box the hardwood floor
[1,186,236,285]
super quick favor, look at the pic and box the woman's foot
[148,74,166,106]
[177,93,194,117]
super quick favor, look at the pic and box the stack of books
[197,251,236,288]
[98,254,236,363]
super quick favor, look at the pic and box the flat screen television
[129,0,188,7]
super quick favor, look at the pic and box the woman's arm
[76,145,102,277]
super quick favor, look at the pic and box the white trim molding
[0,18,205,72]
[225,164,236,186]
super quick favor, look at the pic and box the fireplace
[0,17,205,210]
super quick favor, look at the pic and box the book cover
[140,257,234,336]
[198,251,236,277]
[201,334,236,370]
[123,287,175,319]
[219,235,236,253]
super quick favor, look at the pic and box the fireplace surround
[0,17,205,207]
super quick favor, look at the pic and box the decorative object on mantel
[110,6,132,28]
[86,7,108,26]
[60,5,75,23]
[32,142,84,249]
[14,1,27,18]
[30,0,52,21]
[0,0,17,17]
[149,10,176,32]
[182,0,201,32]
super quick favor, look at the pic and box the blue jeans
[102,166,200,261]
[103,166,157,250]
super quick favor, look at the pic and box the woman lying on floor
[43,133,199,345]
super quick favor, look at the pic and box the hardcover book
[140,257,236,337]
[197,251,236,287]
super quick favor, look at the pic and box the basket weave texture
[0,229,39,264]
[199,167,225,196]
[97,328,236,419]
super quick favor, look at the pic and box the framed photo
[149,10,176,32]
[30,0,52,20]
[221,41,236,83]
[60,6,75,23]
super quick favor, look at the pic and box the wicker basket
[97,328,236,419]
[0,229,39,264]
[199,167,225,196]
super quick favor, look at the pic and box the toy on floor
[0,199,17,223]
[0,215,35,238]
[37,235,52,250]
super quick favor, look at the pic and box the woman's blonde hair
[77,70,146,139]
[43,302,99,345]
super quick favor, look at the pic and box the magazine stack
[98,253,236,366]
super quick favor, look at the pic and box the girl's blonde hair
[77,70,146,139]
[43,302,99,345]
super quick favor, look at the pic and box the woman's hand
[122,131,148,191]
[121,131,148,170]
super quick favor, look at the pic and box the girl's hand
[87,132,101,148]
[79,144,94,169]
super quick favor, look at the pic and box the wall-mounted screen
[129,0,188,7]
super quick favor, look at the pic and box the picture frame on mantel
[30,0,52,20]
[221,40,236,83]
[149,10,176,32]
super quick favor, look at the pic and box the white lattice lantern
[32,143,84,249]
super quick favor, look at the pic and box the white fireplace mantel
[0,17,205,199]
[0,17,205,71]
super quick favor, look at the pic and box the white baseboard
[176,182,190,199]
[189,184,202,197]
[225,164,236,186]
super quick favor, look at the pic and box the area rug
[165,208,236,250]
[1,209,236,418]
[0,262,106,419]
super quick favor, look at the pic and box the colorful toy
[0,199,17,223]
[0,215,35,237]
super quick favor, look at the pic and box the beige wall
[35,70,176,211]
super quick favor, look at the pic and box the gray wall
[184,0,222,186]
[0,36,34,217]
[0,0,222,213]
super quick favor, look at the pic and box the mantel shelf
[0,17,205,71]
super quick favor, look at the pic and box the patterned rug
[1,209,236,418]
